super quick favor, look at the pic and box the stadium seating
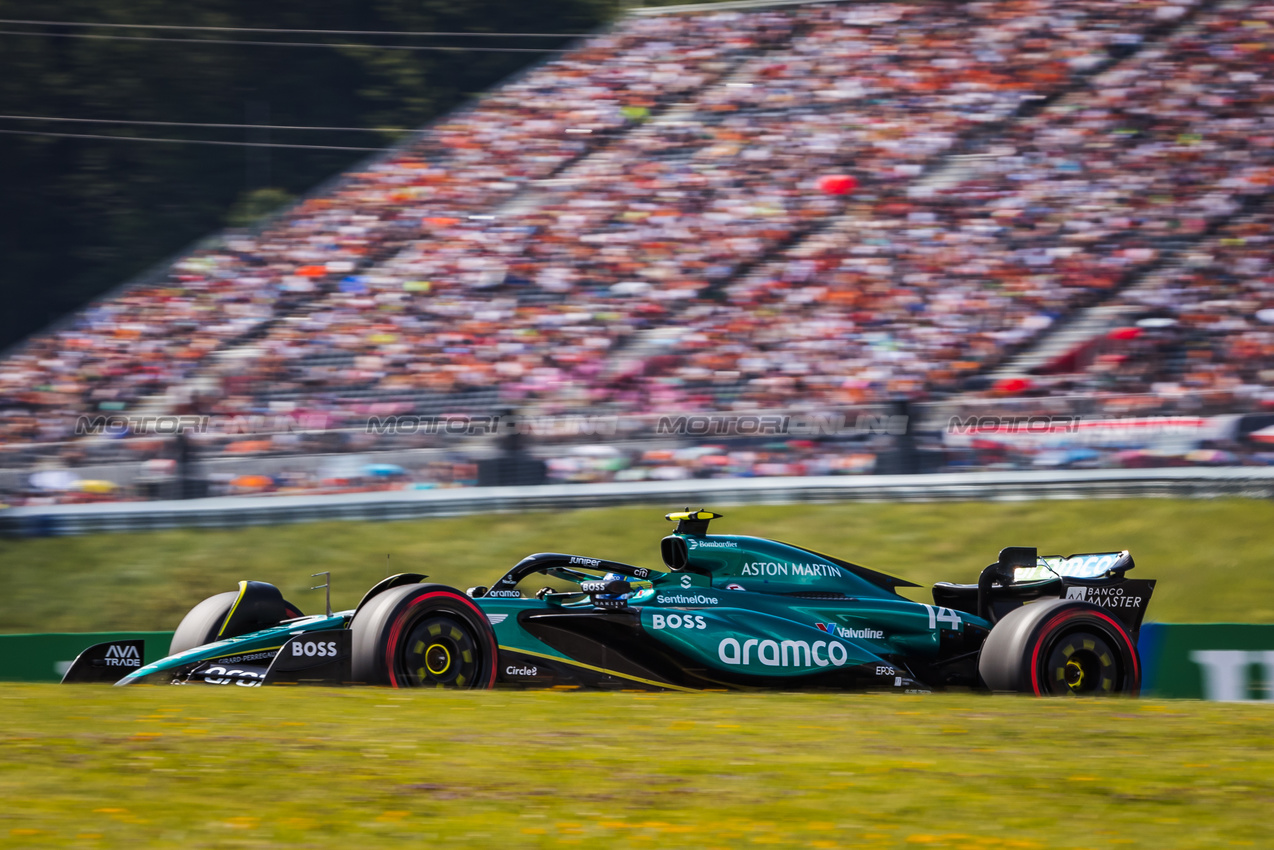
[3,0,1273,485]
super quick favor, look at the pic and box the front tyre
[169,592,240,656]
[350,584,498,689]
[978,598,1140,696]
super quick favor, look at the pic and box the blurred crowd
[3,0,1274,489]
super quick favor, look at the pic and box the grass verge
[1,685,1271,849]
[2,498,1272,633]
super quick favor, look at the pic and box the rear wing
[1003,547,1155,636]
[934,547,1155,638]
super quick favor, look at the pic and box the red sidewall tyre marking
[1029,608,1140,696]
[383,590,498,689]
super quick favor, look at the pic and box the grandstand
[2,0,1273,497]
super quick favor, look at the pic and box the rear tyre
[169,591,240,656]
[350,584,498,689]
[978,598,1140,696]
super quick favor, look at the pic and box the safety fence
[2,467,1273,537]
[0,632,174,682]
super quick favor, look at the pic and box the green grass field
[2,498,1272,633]
[2,686,1271,849]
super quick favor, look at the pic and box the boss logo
[651,613,707,631]
[291,641,339,658]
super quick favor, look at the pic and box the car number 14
[922,604,961,631]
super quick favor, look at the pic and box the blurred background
[3,0,1274,507]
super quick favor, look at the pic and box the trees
[0,0,616,349]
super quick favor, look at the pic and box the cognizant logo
[718,637,849,668]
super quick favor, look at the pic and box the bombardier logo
[816,623,883,640]
[685,538,736,550]
[104,644,142,668]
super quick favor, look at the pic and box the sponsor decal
[875,665,897,677]
[103,644,142,668]
[685,538,737,551]
[655,594,719,606]
[631,568,651,579]
[486,613,509,625]
[815,623,884,640]
[201,666,263,687]
[1189,650,1274,702]
[1045,553,1124,579]
[680,574,693,589]
[922,605,962,631]
[216,651,277,665]
[290,640,339,658]
[725,583,745,591]
[651,614,708,631]
[1065,585,1143,608]
[486,589,523,598]
[505,665,539,677]
[569,556,601,568]
[718,637,850,668]
[579,580,611,594]
[740,562,842,578]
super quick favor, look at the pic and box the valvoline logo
[816,623,884,640]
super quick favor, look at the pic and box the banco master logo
[1065,585,1143,609]
[104,644,142,667]
[816,623,883,640]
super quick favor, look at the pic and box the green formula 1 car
[63,510,1155,695]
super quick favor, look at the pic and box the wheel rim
[1042,630,1119,696]
[398,613,482,688]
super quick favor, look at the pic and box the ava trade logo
[103,644,142,667]
[816,622,884,640]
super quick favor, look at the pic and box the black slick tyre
[169,591,241,656]
[350,583,497,689]
[978,598,1140,696]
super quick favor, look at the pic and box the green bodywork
[116,525,995,691]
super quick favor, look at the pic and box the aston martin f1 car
[63,510,1155,695]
